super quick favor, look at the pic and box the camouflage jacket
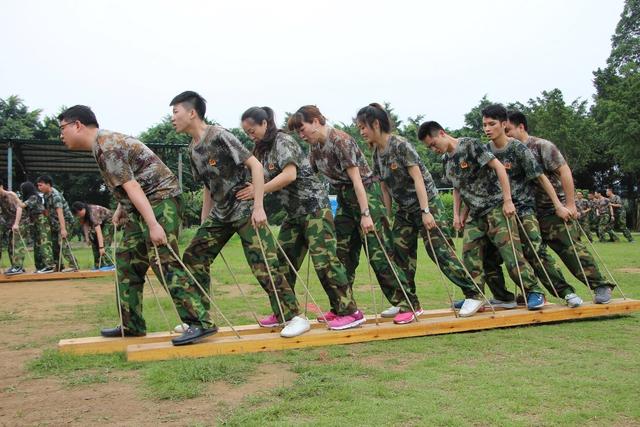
[190,125,253,222]
[373,134,438,213]
[23,194,46,221]
[0,190,25,225]
[595,197,612,215]
[260,132,329,218]
[523,136,567,217]
[576,198,591,217]
[609,194,623,211]
[488,139,542,216]
[93,129,181,213]
[87,204,113,227]
[309,127,373,187]
[44,187,74,226]
[443,137,502,218]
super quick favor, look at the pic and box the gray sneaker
[594,286,612,304]
[485,298,518,309]
[564,293,583,308]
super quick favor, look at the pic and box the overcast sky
[1,0,624,137]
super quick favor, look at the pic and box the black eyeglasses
[59,121,76,131]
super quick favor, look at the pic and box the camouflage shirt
[87,204,113,227]
[93,129,181,213]
[373,134,438,213]
[44,187,74,226]
[23,194,46,221]
[443,137,502,218]
[309,127,373,187]
[524,136,567,217]
[488,139,542,216]
[609,194,623,211]
[190,125,253,222]
[595,197,611,215]
[0,190,24,224]
[261,132,329,218]
[576,198,591,216]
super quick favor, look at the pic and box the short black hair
[170,91,206,120]
[417,121,444,141]
[507,111,528,131]
[481,104,507,122]
[58,105,99,127]
[36,175,53,186]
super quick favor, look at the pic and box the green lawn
[13,228,640,426]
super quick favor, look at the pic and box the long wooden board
[126,299,640,362]
[58,307,462,354]
[0,270,113,283]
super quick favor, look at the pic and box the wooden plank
[0,270,113,283]
[126,299,640,362]
[58,307,461,354]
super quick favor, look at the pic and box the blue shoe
[99,265,116,271]
[452,299,464,309]
[527,292,545,310]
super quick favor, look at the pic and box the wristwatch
[421,207,430,215]
[361,208,371,217]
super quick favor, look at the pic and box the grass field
[1,228,639,426]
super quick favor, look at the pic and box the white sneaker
[381,306,401,318]
[459,299,483,317]
[174,323,189,333]
[564,293,583,308]
[280,316,311,338]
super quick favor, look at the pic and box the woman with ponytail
[71,201,114,271]
[287,105,422,324]
[356,103,483,317]
[238,107,364,330]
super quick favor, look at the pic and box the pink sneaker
[328,310,366,330]
[258,314,280,328]
[393,308,423,324]
[316,311,338,323]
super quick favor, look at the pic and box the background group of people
[0,176,115,275]
[576,189,634,243]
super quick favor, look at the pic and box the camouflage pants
[0,223,6,266]
[89,223,114,268]
[597,213,618,242]
[393,197,479,299]
[7,223,29,269]
[464,206,543,297]
[484,213,575,299]
[32,215,54,270]
[334,182,418,311]
[538,214,614,290]
[578,216,593,242]
[50,222,77,269]
[277,208,357,315]
[117,196,211,334]
[182,215,299,323]
[590,214,602,241]
[613,208,633,242]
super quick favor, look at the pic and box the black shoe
[4,266,25,276]
[171,325,219,346]
[100,326,146,338]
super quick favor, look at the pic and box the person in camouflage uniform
[506,111,616,304]
[588,192,602,241]
[71,201,115,270]
[59,105,215,345]
[20,181,55,273]
[418,119,547,312]
[480,104,582,308]
[576,192,593,242]
[594,192,618,242]
[607,188,633,242]
[36,175,77,271]
[288,105,421,324]
[171,92,310,338]
[238,106,363,330]
[356,103,482,316]
[0,179,29,275]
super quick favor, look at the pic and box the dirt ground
[0,279,296,426]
